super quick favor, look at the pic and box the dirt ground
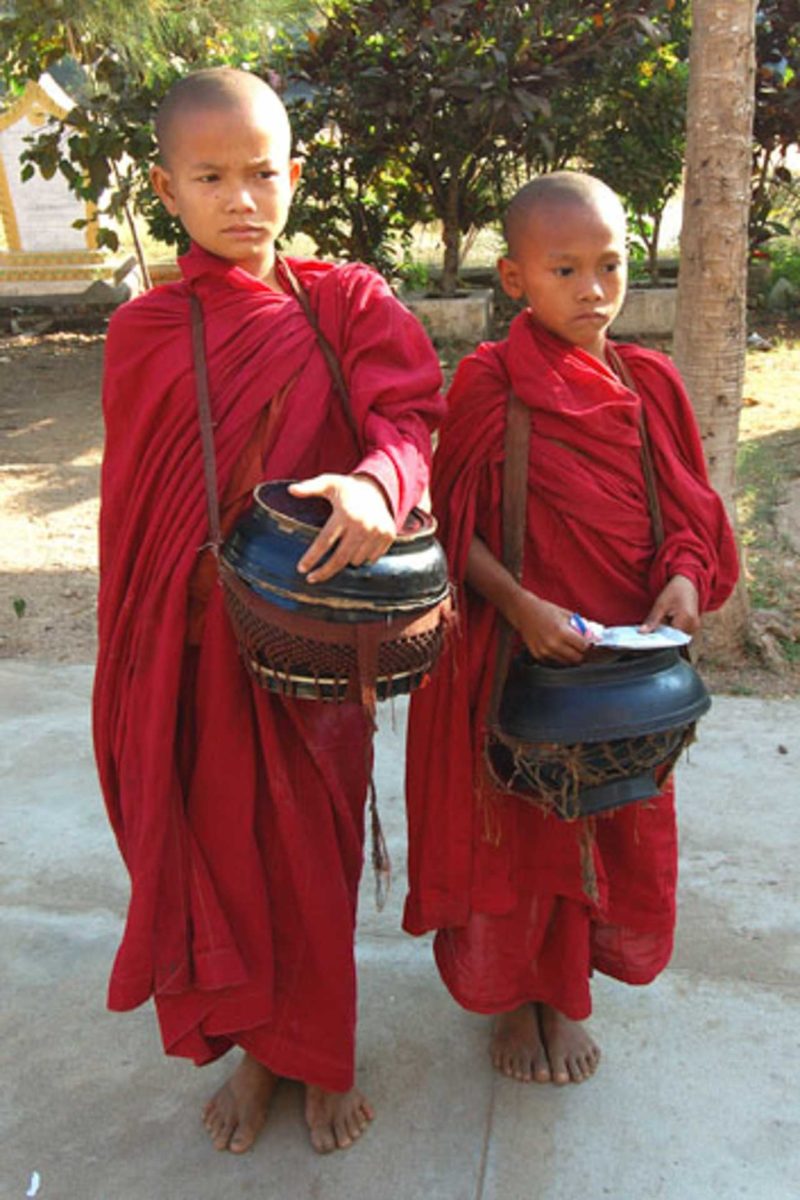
[1,316,798,697]
[1,331,103,663]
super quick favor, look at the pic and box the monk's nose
[578,275,605,300]
[225,187,257,212]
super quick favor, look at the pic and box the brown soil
[0,332,103,662]
[1,316,798,697]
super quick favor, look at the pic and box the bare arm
[466,535,588,665]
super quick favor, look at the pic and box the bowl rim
[253,480,438,544]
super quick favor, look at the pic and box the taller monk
[93,67,444,1155]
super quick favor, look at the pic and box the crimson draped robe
[94,243,443,1090]
[404,313,738,1019]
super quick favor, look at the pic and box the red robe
[94,243,444,1090]
[404,313,738,1019]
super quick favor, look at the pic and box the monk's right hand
[513,592,589,665]
[290,473,396,584]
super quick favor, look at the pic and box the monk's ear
[288,157,302,193]
[150,164,180,216]
[497,255,524,301]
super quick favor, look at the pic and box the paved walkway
[1,662,798,1200]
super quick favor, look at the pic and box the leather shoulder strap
[487,391,531,726]
[502,391,531,583]
[191,294,222,552]
[606,344,665,548]
[276,254,364,456]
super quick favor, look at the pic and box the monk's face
[150,97,301,283]
[498,199,627,359]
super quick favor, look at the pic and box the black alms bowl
[488,648,711,816]
[221,480,450,624]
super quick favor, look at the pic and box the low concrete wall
[611,284,677,338]
[403,288,494,342]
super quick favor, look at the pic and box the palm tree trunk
[672,0,757,659]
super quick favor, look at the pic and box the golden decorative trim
[0,77,100,253]
[148,261,181,283]
[0,249,105,265]
[85,200,98,251]
[0,156,21,251]
[0,266,118,282]
[0,78,71,132]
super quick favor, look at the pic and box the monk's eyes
[197,174,220,184]
[553,267,573,278]
[602,262,621,274]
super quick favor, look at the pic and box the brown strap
[487,391,531,726]
[190,263,364,550]
[276,253,364,457]
[502,392,531,581]
[605,344,665,549]
[191,294,222,553]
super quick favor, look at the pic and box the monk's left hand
[639,574,701,635]
[290,473,396,583]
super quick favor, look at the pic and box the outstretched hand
[639,574,700,635]
[290,473,396,584]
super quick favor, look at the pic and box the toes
[307,1091,373,1153]
[310,1123,337,1155]
[567,1055,586,1083]
[351,1101,372,1137]
[229,1127,254,1154]
[514,1056,533,1083]
[344,1113,363,1143]
[336,1097,373,1147]
[577,1051,597,1079]
[492,1044,537,1083]
[533,1051,551,1084]
[211,1117,234,1150]
[333,1116,354,1149]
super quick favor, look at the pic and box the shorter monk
[404,172,739,1085]
[94,68,443,1155]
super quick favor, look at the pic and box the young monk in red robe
[94,67,443,1155]
[404,172,739,1086]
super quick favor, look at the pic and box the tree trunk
[440,177,461,297]
[647,209,662,284]
[672,0,757,660]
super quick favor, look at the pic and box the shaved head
[154,67,291,166]
[504,172,626,258]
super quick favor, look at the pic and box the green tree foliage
[583,2,689,281]
[284,0,674,294]
[751,0,800,249]
[0,1,313,254]
[277,63,427,277]
[4,0,794,286]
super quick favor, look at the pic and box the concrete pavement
[1,661,798,1200]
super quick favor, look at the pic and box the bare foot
[202,1053,279,1152]
[304,1084,374,1154]
[490,1003,551,1083]
[538,1003,601,1084]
